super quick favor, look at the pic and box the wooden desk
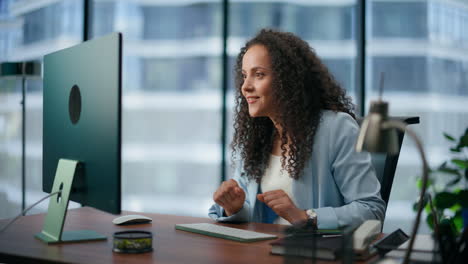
[0,207,375,263]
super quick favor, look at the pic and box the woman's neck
[271,128,289,157]
[271,137,283,156]
[269,116,291,156]
[270,116,283,136]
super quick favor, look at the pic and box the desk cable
[0,191,61,234]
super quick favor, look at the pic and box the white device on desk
[353,220,382,253]
[113,215,152,225]
[175,223,277,242]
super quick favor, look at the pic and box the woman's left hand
[257,190,308,225]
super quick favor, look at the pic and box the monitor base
[35,230,106,244]
[36,159,107,244]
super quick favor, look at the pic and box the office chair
[357,116,420,220]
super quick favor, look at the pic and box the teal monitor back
[43,32,122,214]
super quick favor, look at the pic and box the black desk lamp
[355,74,430,264]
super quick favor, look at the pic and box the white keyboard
[175,223,278,242]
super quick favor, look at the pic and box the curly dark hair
[231,29,355,182]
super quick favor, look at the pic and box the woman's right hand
[213,179,246,216]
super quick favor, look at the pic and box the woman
[209,29,385,230]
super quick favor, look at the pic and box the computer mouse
[112,214,152,225]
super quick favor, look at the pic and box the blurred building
[367,0,468,233]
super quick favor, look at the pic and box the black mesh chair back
[356,116,420,219]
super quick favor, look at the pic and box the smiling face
[241,44,276,118]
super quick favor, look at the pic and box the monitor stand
[35,159,106,244]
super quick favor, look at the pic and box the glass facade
[0,0,466,236]
[367,0,468,233]
[0,0,83,218]
[91,0,222,216]
[0,77,23,218]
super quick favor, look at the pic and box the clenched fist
[257,189,307,224]
[213,179,246,216]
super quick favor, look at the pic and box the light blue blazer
[208,110,386,229]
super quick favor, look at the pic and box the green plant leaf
[450,147,461,153]
[437,162,462,176]
[435,192,457,209]
[438,161,448,169]
[437,167,461,176]
[453,211,463,234]
[449,204,461,215]
[423,198,433,213]
[416,177,433,189]
[458,190,468,207]
[460,129,468,147]
[426,213,435,231]
[443,132,456,142]
[413,194,429,212]
[438,217,458,236]
[451,159,468,169]
[465,168,468,180]
[446,176,461,186]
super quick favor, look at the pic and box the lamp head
[355,100,399,155]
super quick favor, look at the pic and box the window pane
[92,0,222,217]
[367,0,468,234]
[227,0,357,176]
[0,0,83,218]
[371,1,427,38]
[5,0,83,62]
[0,78,23,219]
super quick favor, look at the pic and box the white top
[260,154,294,225]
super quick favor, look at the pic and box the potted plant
[417,128,468,234]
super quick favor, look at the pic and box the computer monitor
[37,32,122,243]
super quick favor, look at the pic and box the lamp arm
[382,120,430,264]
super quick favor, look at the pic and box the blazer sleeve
[208,161,252,223]
[314,112,386,229]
